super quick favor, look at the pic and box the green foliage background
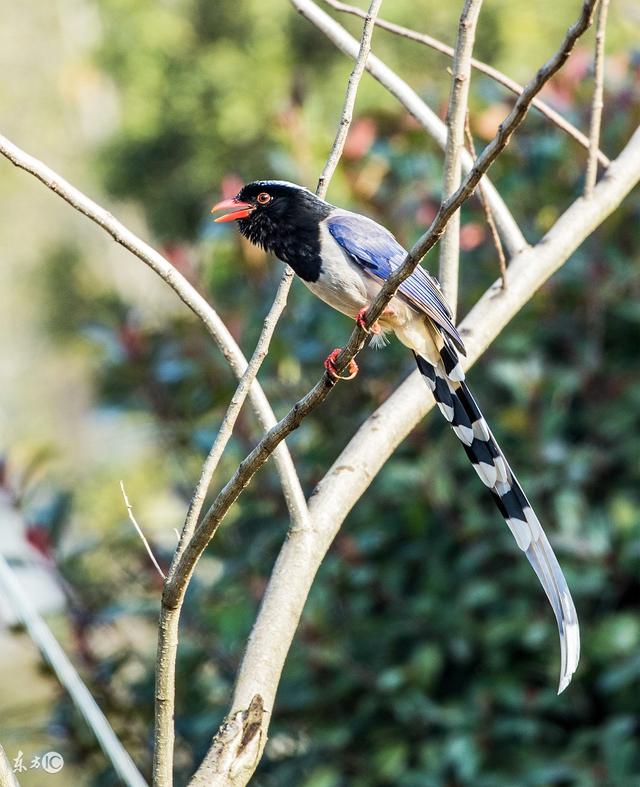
[4,1,640,785]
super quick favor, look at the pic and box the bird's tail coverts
[414,344,580,693]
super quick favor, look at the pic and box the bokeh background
[1,1,640,785]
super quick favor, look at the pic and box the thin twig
[464,114,507,288]
[584,0,610,196]
[156,4,384,785]
[438,0,483,316]
[0,133,308,534]
[324,0,611,169]
[172,269,299,567]
[291,0,528,256]
[316,0,383,198]
[0,551,148,787]
[120,481,166,580]
[152,271,297,787]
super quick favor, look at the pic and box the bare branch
[220,125,640,779]
[0,133,308,533]
[324,0,611,168]
[291,0,528,256]
[152,268,298,787]
[438,0,484,315]
[0,552,148,787]
[171,268,301,566]
[316,0,383,198]
[584,0,610,197]
[120,481,166,580]
[464,115,507,288]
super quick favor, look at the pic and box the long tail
[414,344,580,693]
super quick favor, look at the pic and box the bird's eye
[256,192,272,205]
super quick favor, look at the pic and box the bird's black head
[211,181,333,274]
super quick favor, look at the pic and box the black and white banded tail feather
[414,343,580,693]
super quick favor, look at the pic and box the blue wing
[326,211,465,354]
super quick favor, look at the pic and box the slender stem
[120,481,166,580]
[464,114,507,288]
[152,269,299,787]
[170,268,300,571]
[438,0,484,316]
[291,0,528,256]
[316,0,383,199]
[324,0,611,168]
[0,130,306,787]
[584,0,610,197]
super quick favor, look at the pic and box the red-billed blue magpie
[212,180,580,693]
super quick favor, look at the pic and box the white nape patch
[447,361,465,382]
[473,461,497,488]
[494,455,509,484]
[472,419,491,442]
[452,424,474,446]
[524,506,543,540]
[437,401,455,422]
[506,516,531,551]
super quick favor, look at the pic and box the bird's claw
[324,348,359,381]
[356,307,381,335]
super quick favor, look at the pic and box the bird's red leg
[324,348,359,381]
[356,305,396,335]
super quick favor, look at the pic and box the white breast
[302,224,374,318]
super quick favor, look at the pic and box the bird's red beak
[211,197,255,223]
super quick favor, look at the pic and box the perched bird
[212,180,580,693]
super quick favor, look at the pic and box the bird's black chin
[237,211,277,253]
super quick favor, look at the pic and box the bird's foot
[324,348,359,381]
[356,306,395,335]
